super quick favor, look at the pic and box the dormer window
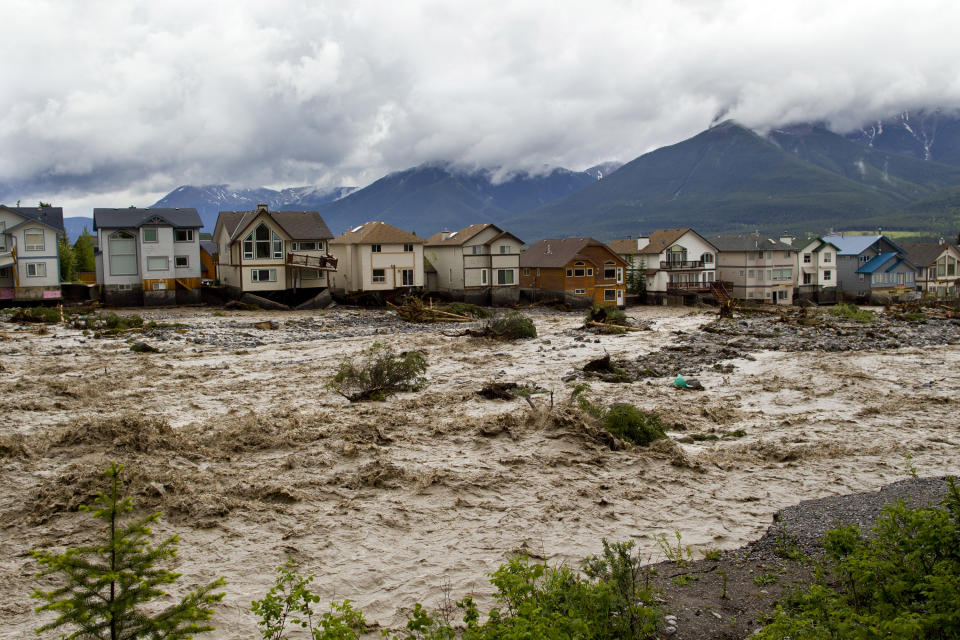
[242,223,282,259]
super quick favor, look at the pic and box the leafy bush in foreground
[758,477,960,640]
[486,311,537,339]
[328,344,427,401]
[602,404,666,446]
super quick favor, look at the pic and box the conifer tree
[31,462,226,639]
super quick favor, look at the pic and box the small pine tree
[31,462,226,639]
[74,227,97,274]
[58,237,77,282]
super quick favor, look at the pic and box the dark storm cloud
[2,0,959,213]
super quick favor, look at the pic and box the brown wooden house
[519,237,627,307]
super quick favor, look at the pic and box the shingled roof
[1,205,65,233]
[217,206,333,241]
[519,237,619,269]
[94,207,202,229]
[711,233,794,252]
[331,221,424,245]
[900,241,958,268]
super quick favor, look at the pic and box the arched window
[243,223,283,259]
[701,253,714,264]
[109,231,137,275]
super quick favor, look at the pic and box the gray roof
[93,207,202,229]
[900,242,958,267]
[218,208,333,241]
[200,240,219,255]
[1,205,65,233]
[710,233,794,252]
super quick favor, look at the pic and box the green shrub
[9,306,61,323]
[486,311,537,339]
[586,304,629,326]
[328,344,427,401]
[443,302,491,319]
[602,405,666,446]
[758,478,960,640]
[829,302,875,323]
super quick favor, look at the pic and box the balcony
[666,280,732,294]
[660,260,706,270]
[287,252,338,271]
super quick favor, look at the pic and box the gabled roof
[0,205,66,233]
[607,238,643,255]
[899,242,959,267]
[820,233,909,256]
[331,221,424,245]
[425,224,491,246]
[519,237,624,269]
[856,252,899,274]
[94,207,201,230]
[217,207,333,242]
[640,228,717,255]
[711,233,794,252]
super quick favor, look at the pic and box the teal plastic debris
[673,374,689,389]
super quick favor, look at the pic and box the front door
[616,288,624,306]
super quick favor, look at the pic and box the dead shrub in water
[328,344,427,401]
[585,304,630,334]
[485,311,537,339]
[602,404,667,446]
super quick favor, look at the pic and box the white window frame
[174,255,189,268]
[26,262,46,277]
[371,244,382,253]
[108,231,138,276]
[401,269,415,286]
[251,268,277,282]
[471,245,482,255]
[481,269,488,285]
[403,243,414,252]
[142,228,158,243]
[523,267,530,276]
[147,256,169,271]
[604,261,617,279]
[823,270,832,281]
[24,228,45,251]
[574,288,586,295]
[496,269,514,285]
[174,229,194,243]
[372,268,386,283]
[603,288,617,302]
[499,245,508,254]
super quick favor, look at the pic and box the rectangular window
[24,229,44,251]
[273,235,283,259]
[803,253,812,264]
[403,243,414,252]
[174,229,194,242]
[574,268,585,277]
[152,282,167,290]
[858,273,864,280]
[499,245,508,254]
[26,262,46,277]
[566,268,573,277]
[604,267,616,279]
[497,269,514,285]
[738,270,745,277]
[823,270,832,281]
[174,255,189,268]
[523,267,530,276]
[371,244,382,253]
[748,269,754,278]
[243,238,253,259]
[472,245,482,255]
[401,269,415,286]
[604,289,617,301]
[481,269,488,285]
[0,222,5,250]
[757,250,764,259]
[784,251,791,258]
[587,268,594,276]
[574,289,586,295]
[372,268,386,283]
[536,268,540,276]
[749,252,755,260]
[147,256,169,271]
[0,267,8,278]
[292,241,319,251]
[824,253,833,263]
[251,268,276,282]
[143,228,158,243]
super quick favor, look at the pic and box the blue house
[823,234,918,300]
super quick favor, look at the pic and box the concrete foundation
[102,285,144,307]
[143,289,176,306]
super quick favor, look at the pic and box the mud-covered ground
[1,305,959,639]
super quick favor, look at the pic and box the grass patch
[602,404,666,446]
[753,573,779,586]
[829,302,875,323]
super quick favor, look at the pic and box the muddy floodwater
[1,305,958,638]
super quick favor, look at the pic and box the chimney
[256,203,268,213]
[635,236,649,251]
[939,236,945,245]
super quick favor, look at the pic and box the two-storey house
[901,240,960,298]
[609,228,719,297]
[823,234,918,300]
[424,224,523,305]
[328,221,425,295]
[519,237,626,307]
[93,207,202,306]
[796,237,840,302]
[0,205,65,302]
[214,204,336,301]
[713,234,797,304]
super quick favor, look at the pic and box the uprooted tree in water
[327,344,428,401]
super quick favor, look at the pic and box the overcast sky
[3,0,960,216]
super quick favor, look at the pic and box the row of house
[3,201,958,307]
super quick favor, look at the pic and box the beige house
[329,221,425,295]
[0,205,65,302]
[713,233,797,304]
[424,223,523,305]
[213,204,335,299]
[901,240,960,298]
[796,237,839,302]
[609,228,718,296]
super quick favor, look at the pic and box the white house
[609,228,718,295]
[796,237,839,302]
[0,205,65,302]
[329,221,425,296]
[93,207,203,306]
[424,223,523,305]
[213,204,335,301]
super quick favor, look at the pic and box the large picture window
[108,231,137,275]
[251,268,277,282]
[24,228,44,251]
[497,269,514,285]
[243,223,281,259]
[174,229,194,242]
[147,256,169,271]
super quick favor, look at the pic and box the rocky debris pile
[626,313,960,379]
